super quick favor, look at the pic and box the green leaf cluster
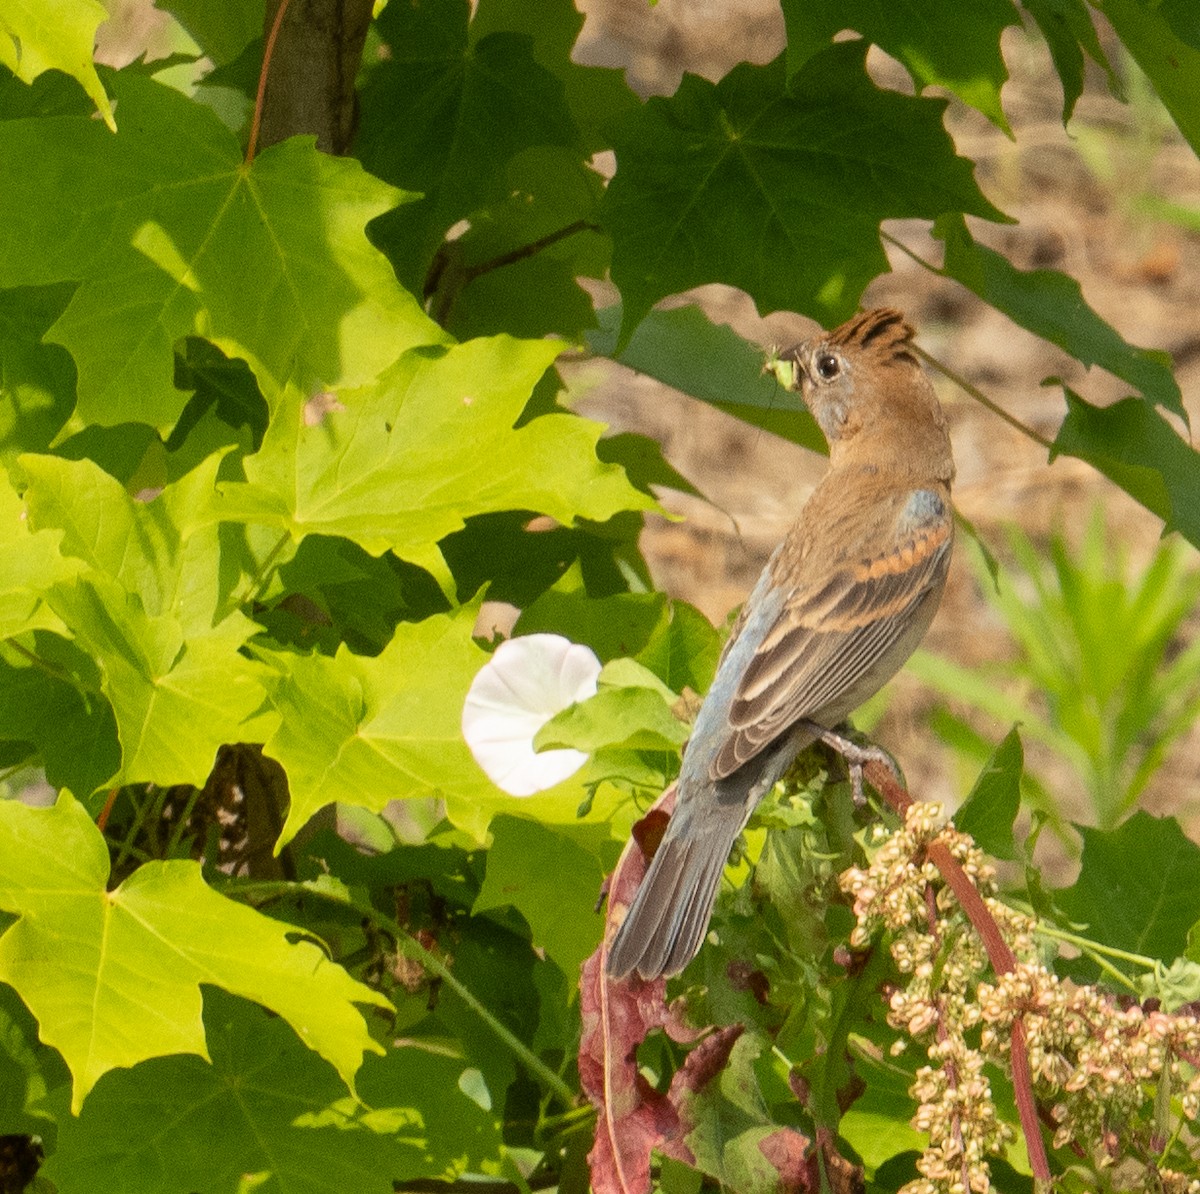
[0,0,1197,1190]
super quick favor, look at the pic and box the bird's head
[770,308,941,451]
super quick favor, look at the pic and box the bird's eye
[815,352,841,380]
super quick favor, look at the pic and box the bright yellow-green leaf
[21,452,278,786]
[217,335,656,571]
[260,604,634,846]
[0,475,82,640]
[0,0,115,129]
[0,72,445,429]
[0,793,390,1113]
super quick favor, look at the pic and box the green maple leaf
[1102,0,1200,160]
[1021,0,1121,121]
[0,793,390,1113]
[782,0,1020,130]
[45,991,504,1192]
[356,0,582,290]
[1052,387,1200,549]
[935,214,1182,417]
[0,475,82,641]
[0,283,77,463]
[0,640,119,799]
[22,452,275,786]
[160,0,263,66]
[604,43,1006,340]
[0,70,445,430]
[48,572,272,786]
[260,606,497,846]
[0,0,115,129]
[260,604,632,846]
[21,451,233,633]
[216,335,655,579]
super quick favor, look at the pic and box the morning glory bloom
[462,633,602,796]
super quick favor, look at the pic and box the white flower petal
[462,634,602,797]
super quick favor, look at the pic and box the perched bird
[606,308,955,981]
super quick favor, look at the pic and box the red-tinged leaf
[673,1023,743,1098]
[815,1126,862,1194]
[758,1128,818,1193]
[631,805,670,860]
[580,785,737,1194]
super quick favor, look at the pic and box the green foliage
[0,72,444,428]
[913,513,1200,829]
[0,0,114,129]
[782,0,1020,130]
[0,1,1197,1191]
[0,794,388,1113]
[935,214,1182,416]
[603,43,1006,341]
[1058,812,1200,967]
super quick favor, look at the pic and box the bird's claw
[803,721,899,805]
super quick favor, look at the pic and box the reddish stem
[246,0,293,165]
[1009,1019,1046,1175]
[863,760,1051,1182]
[96,788,119,832]
[926,840,1016,975]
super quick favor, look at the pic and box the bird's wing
[709,503,952,781]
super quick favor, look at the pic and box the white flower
[462,633,602,796]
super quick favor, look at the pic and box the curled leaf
[579,787,741,1194]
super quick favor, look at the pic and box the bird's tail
[604,804,745,980]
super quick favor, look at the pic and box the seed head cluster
[840,801,1200,1193]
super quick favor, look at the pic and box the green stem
[880,231,1055,452]
[6,640,104,699]
[536,1104,596,1135]
[164,786,203,859]
[0,754,39,785]
[110,787,160,873]
[229,879,577,1106]
[232,530,292,612]
[1032,922,1146,991]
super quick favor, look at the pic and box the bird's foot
[802,722,899,805]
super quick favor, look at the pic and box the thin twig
[881,231,1055,452]
[231,878,578,1106]
[912,341,1055,452]
[7,639,103,697]
[246,0,293,165]
[428,220,601,326]
[231,529,293,613]
[96,788,119,832]
[460,220,601,283]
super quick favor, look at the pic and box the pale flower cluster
[841,801,1200,1193]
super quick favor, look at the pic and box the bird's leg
[802,721,900,805]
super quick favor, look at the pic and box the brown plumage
[606,308,955,981]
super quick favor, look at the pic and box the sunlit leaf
[0,794,389,1112]
[0,72,444,429]
[0,0,114,128]
[217,337,654,576]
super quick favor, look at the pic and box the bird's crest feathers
[826,308,917,367]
